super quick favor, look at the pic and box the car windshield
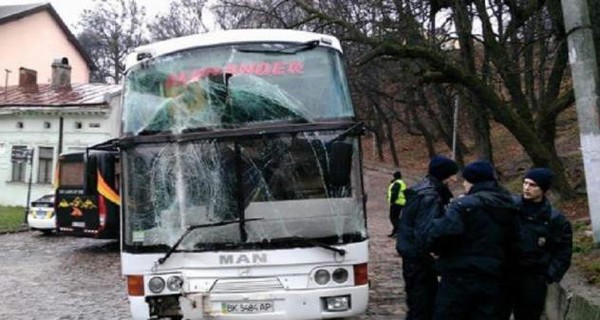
[34,195,54,204]
[122,132,366,252]
[122,43,354,135]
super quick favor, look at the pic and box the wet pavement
[0,233,128,320]
[0,169,407,319]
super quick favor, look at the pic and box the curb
[566,294,600,320]
[546,283,600,320]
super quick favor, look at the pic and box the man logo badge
[219,253,267,265]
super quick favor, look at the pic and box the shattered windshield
[122,43,354,135]
[122,132,366,252]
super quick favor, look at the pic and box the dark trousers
[402,257,437,320]
[389,204,403,234]
[498,273,547,320]
[433,274,501,320]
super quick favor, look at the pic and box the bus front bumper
[129,284,368,320]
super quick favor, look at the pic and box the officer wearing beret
[397,155,458,320]
[499,168,573,320]
[424,160,518,319]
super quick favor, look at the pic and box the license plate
[221,301,274,314]
[72,221,85,228]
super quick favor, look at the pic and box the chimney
[19,67,38,92]
[51,57,71,90]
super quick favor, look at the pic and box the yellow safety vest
[387,179,407,205]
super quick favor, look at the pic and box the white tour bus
[118,29,368,319]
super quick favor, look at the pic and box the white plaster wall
[0,103,121,206]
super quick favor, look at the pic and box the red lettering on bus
[238,64,255,74]
[271,62,285,75]
[288,61,304,74]
[207,68,222,76]
[255,63,270,75]
[165,72,187,90]
[190,68,205,80]
[224,64,238,74]
[165,61,305,90]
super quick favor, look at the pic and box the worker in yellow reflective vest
[387,170,407,238]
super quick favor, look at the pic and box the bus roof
[125,29,343,72]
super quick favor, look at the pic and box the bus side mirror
[328,141,353,187]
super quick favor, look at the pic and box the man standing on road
[387,170,407,237]
[425,160,518,319]
[499,168,573,320]
[396,155,458,320]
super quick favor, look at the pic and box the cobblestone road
[0,169,407,319]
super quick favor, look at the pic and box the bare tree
[78,0,147,84]
[148,0,209,41]
[210,0,575,197]
[291,0,575,197]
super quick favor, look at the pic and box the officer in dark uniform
[499,168,573,320]
[425,160,518,319]
[387,171,407,237]
[396,155,458,320]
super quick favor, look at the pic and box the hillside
[361,105,599,285]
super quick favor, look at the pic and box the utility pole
[23,148,34,224]
[561,0,600,242]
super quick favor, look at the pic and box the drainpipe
[58,116,63,156]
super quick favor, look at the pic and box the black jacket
[426,181,519,277]
[396,175,452,259]
[512,196,573,282]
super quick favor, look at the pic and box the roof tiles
[0,83,120,106]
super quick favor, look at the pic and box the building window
[37,147,54,184]
[44,121,51,129]
[11,145,28,182]
[16,121,23,129]
[89,123,101,128]
[75,121,82,129]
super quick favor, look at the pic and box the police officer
[499,168,573,320]
[387,170,407,237]
[425,160,518,319]
[396,155,458,320]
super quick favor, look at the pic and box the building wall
[0,10,89,86]
[0,95,121,206]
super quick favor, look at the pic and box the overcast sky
[0,0,178,34]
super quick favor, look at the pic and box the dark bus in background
[55,151,120,239]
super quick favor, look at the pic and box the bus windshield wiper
[236,40,320,54]
[157,218,263,265]
[268,236,346,256]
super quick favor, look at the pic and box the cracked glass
[121,42,365,252]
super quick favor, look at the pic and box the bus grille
[211,277,284,293]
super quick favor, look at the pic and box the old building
[0,60,120,206]
[0,3,93,86]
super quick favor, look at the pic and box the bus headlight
[167,275,183,291]
[148,277,165,293]
[332,268,348,283]
[314,269,330,285]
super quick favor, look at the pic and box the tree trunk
[505,122,574,199]
[372,105,386,161]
